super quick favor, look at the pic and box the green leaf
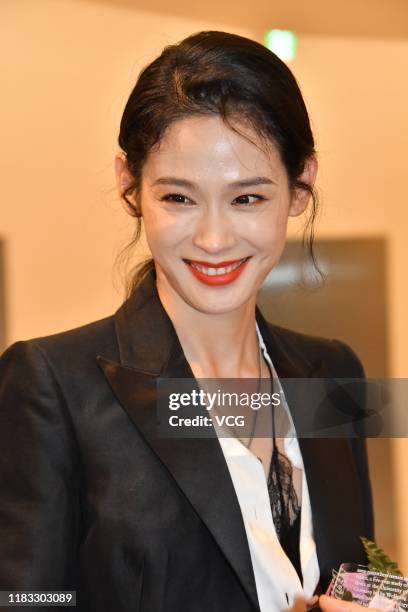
[360,537,403,576]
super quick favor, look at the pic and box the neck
[155,271,266,379]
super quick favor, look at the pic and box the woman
[0,31,374,612]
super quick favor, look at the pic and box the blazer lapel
[96,268,261,611]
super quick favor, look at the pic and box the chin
[160,267,258,313]
[191,302,244,316]
[185,289,252,316]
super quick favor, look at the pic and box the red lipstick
[186,259,244,268]
[184,257,251,286]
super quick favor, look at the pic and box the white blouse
[216,322,320,611]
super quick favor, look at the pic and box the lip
[183,256,251,286]
[184,258,247,268]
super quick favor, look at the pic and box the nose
[191,207,237,254]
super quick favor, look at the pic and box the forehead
[142,114,285,182]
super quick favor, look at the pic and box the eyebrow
[151,176,277,189]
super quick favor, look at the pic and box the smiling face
[116,114,317,316]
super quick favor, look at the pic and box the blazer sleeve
[332,339,375,542]
[0,340,80,597]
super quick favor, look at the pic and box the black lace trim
[267,445,301,538]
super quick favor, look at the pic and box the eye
[160,193,195,205]
[232,194,265,206]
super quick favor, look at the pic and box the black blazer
[0,268,374,612]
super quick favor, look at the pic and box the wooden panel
[258,237,388,378]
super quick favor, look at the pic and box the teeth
[189,258,247,275]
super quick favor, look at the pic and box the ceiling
[93,0,408,39]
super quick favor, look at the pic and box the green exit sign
[264,29,297,61]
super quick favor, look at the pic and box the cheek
[142,206,190,255]
[245,204,289,253]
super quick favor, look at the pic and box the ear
[288,155,318,217]
[114,151,139,216]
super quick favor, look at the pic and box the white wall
[1,0,407,573]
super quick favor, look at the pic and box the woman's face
[116,115,317,315]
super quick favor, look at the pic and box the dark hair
[116,30,321,297]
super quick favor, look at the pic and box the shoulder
[264,320,365,378]
[0,314,118,387]
[31,314,118,360]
